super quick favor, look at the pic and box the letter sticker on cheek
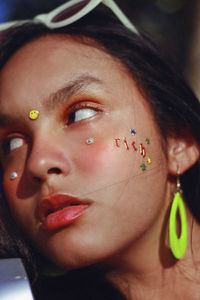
[114,131,152,171]
[114,138,121,147]
[124,138,129,150]
[29,110,39,120]
[139,144,146,157]
[10,171,18,180]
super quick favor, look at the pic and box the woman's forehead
[0,34,132,92]
[1,34,125,76]
[0,33,149,125]
[0,34,141,109]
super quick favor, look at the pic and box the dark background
[0,0,197,68]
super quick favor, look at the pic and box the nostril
[33,177,42,184]
[31,168,62,183]
[48,168,62,174]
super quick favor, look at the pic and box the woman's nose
[26,136,71,184]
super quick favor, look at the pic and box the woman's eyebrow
[0,115,22,128]
[44,74,104,110]
[0,75,104,129]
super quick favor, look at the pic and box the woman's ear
[167,135,200,175]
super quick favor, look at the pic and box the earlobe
[167,136,200,175]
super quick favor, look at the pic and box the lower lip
[42,205,89,231]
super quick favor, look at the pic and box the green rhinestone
[141,163,146,171]
[145,138,150,144]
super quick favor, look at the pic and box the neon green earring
[169,176,188,259]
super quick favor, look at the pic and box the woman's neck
[101,206,200,300]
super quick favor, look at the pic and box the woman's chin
[47,252,101,271]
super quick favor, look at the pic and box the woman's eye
[68,108,98,124]
[8,137,24,152]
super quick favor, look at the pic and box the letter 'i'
[124,138,129,150]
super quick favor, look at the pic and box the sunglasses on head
[0,0,138,34]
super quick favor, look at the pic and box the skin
[0,35,199,299]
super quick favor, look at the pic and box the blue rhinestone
[11,172,18,180]
[130,129,136,135]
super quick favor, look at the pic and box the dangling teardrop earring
[169,175,188,259]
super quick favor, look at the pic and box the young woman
[0,2,199,299]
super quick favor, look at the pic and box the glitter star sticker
[147,157,151,164]
[145,138,150,144]
[130,129,136,135]
[141,163,146,171]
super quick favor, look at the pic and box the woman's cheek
[2,149,27,201]
[2,168,21,203]
[2,173,23,226]
[75,137,135,179]
[2,168,35,232]
[3,177,17,199]
[77,141,110,172]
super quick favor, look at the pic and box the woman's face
[0,35,168,268]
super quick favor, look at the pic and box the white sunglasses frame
[0,0,138,34]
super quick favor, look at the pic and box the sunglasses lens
[52,0,91,23]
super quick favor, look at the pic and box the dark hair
[0,206,37,284]
[0,5,199,299]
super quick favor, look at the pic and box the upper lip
[38,193,91,222]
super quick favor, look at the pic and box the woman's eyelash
[1,136,24,155]
[0,103,102,154]
[67,103,100,125]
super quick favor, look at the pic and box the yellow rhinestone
[29,110,39,120]
[147,157,151,164]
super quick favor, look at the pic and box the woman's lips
[38,194,90,231]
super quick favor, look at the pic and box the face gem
[86,137,94,145]
[147,157,151,164]
[29,110,39,120]
[141,164,146,171]
[130,129,136,135]
[11,171,18,180]
[145,138,150,144]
